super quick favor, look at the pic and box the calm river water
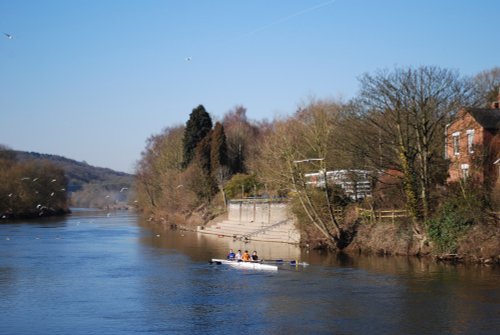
[0,210,499,335]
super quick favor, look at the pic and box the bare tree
[474,67,500,107]
[356,66,476,225]
[222,105,260,174]
[256,100,352,249]
[135,126,186,213]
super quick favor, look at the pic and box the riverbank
[342,218,500,265]
[141,199,500,265]
[0,207,71,221]
[145,213,499,266]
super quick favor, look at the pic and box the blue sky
[1,0,499,173]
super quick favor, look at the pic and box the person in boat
[227,249,235,260]
[235,250,242,260]
[251,250,258,261]
[241,250,251,262]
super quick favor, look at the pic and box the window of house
[452,132,460,155]
[461,163,469,179]
[466,129,475,154]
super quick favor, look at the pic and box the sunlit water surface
[1,211,499,334]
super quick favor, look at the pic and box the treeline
[12,150,135,209]
[135,105,266,225]
[15,150,133,192]
[0,147,70,219]
[135,65,499,256]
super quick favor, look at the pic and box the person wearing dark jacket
[251,251,259,261]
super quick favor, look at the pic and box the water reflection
[300,252,500,335]
[139,220,302,262]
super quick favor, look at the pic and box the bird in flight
[185,57,192,61]
[3,33,13,39]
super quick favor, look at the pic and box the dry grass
[457,217,500,262]
[345,220,422,256]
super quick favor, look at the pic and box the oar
[261,259,288,264]
[262,259,309,266]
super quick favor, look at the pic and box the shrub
[224,173,261,199]
[425,184,485,253]
[426,202,472,253]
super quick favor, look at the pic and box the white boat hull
[211,259,278,271]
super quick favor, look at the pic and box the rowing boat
[210,258,278,271]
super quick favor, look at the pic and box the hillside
[15,151,135,208]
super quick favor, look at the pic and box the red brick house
[445,96,500,188]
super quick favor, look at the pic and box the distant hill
[15,151,135,208]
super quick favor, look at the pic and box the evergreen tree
[210,122,228,177]
[193,133,218,200]
[182,105,213,167]
[195,133,212,175]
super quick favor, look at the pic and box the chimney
[491,87,500,109]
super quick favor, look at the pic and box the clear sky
[1,0,499,173]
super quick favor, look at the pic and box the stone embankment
[198,199,300,244]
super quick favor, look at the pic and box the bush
[426,203,472,253]
[224,173,261,199]
[425,184,485,253]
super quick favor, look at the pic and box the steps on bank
[200,219,270,237]
[250,222,300,244]
[198,219,300,244]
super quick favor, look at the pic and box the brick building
[445,94,500,188]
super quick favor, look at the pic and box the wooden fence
[307,207,409,224]
[356,209,498,224]
[357,208,409,224]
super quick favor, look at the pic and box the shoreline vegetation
[135,66,499,265]
[0,147,71,221]
[0,147,135,221]
[143,202,499,265]
[1,208,71,220]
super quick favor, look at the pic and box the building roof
[464,108,500,130]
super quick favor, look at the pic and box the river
[0,210,499,334]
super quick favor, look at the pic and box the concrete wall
[227,200,290,224]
